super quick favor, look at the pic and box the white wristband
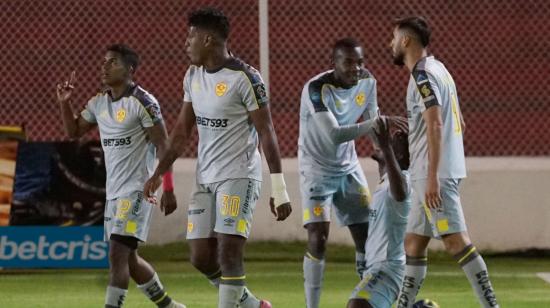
[271,173,290,208]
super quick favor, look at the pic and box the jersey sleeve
[183,67,192,103]
[306,80,329,113]
[135,93,163,128]
[239,68,269,111]
[363,78,379,121]
[80,95,99,123]
[412,69,442,112]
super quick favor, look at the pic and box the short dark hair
[394,16,431,47]
[188,7,230,40]
[106,44,140,71]
[332,37,361,58]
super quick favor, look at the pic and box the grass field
[1,242,550,307]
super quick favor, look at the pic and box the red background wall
[1,0,548,156]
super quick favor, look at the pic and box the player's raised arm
[374,117,408,202]
[144,101,195,200]
[249,105,292,221]
[56,71,96,138]
[308,82,378,144]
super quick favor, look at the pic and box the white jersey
[406,56,467,180]
[298,69,378,177]
[365,171,411,268]
[183,57,268,184]
[81,84,161,200]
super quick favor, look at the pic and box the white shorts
[186,178,261,239]
[300,166,371,227]
[104,191,153,242]
[407,178,467,238]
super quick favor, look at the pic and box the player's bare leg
[105,237,132,308]
[397,233,430,308]
[348,223,369,278]
[189,237,267,308]
[442,232,499,308]
[303,222,329,308]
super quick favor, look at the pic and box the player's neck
[109,80,134,100]
[405,48,429,72]
[203,47,232,72]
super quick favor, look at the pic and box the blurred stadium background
[1,1,550,307]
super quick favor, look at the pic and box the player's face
[390,27,406,66]
[101,51,130,86]
[185,26,207,65]
[333,47,364,88]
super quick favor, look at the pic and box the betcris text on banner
[0,227,108,268]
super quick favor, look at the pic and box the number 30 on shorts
[221,194,240,217]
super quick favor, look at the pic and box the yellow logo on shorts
[355,92,366,106]
[313,205,323,217]
[437,219,449,232]
[116,108,126,123]
[335,100,343,109]
[187,222,194,233]
[303,209,310,222]
[215,82,228,97]
[126,220,137,235]
[116,199,131,220]
[237,219,247,234]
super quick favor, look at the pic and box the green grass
[1,242,550,307]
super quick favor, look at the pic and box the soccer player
[347,117,412,308]
[389,17,499,308]
[56,45,185,307]
[299,38,407,308]
[143,8,292,308]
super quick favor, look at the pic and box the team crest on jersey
[187,222,194,233]
[420,85,432,97]
[116,108,126,123]
[313,205,323,216]
[215,82,228,97]
[355,92,366,106]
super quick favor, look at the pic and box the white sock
[397,256,428,308]
[219,283,245,308]
[303,253,325,308]
[105,286,128,308]
[137,272,174,307]
[455,245,499,308]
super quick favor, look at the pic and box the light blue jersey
[407,56,467,180]
[299,69,378,177]
[365,171,412,268]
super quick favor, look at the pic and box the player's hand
[373,116,391,149]
[270,198,292,221]
[425,176,442,209]
[160,190,177,216]
[387,116,408,134]
[56,71,76,104]
[144,175,162,204]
